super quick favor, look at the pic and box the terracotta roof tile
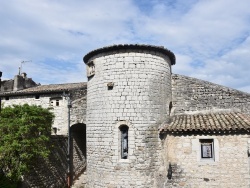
[161,112,250,133]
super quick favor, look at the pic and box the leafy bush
[0,104,54,184]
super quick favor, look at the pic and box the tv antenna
[19,60,32,75]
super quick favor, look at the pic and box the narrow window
[200,139,214,159]
[87,61,95,78]
[56,99,59,106]
[169,101,173,115]
[120,125,129,159]
[35,95,40,99]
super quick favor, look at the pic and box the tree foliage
[0,104,54,183]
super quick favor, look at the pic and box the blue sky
[0,0,250,92]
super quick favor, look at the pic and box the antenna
[19,60,32,75]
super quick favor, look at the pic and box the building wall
[23,136,68,187]
[171,74,250,115]
[23,135,86,188]
[1,88,87,187]
[1,79,14,92]
[86,49,172,188]
[1,89,87,135]
[164,134,250,188]
[2,94,69,135]
[71,88,87,125]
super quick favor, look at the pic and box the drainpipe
[63,91,72,187]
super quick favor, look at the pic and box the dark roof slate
[160,112,250,133]
[0,82,87,96]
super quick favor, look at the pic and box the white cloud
[132,0,250,92]
[0,0,250,93]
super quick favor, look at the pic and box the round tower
[83,44,175,188]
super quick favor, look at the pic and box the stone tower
[83,44,175,188]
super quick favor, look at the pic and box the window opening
[107,82,114,90]
[87,61,95,78]
[120,125,129,159]
[52,127,57,134]
[49,97,62,106]
[5,96,9,100]
[169,101,173,115]
[56,99,59,106]
[200,139,214,159]
[35,95,40,99]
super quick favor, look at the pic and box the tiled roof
[83,44,176,65]
[160,112,250,133]
[0,82,87,96]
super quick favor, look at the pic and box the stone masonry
[164,134,250,188]
[82,44,250,188]
[23,134,86,188]
[0,73,38,92]
[171,74,250,115]
[84,44,175,188]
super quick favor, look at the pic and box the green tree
[0,104,54,184]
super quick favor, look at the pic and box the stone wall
[85,47,173,188]
[70,88,87,125]
[163,133,250,188]
[171,74,250,115]
[1,79,14,92]
[0,74,38,92]
[23,135,86,187]
[23,136,68,187]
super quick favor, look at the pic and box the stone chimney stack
[13,75,24,91]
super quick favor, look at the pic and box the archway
[70,123,86,181]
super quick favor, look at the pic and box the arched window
[120,125,129,159]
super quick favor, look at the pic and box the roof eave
[83,44,176,65]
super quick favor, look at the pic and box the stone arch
[70,123,86,181]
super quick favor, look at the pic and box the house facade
[0,76,87,135]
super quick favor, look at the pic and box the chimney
[21,72,27,79]
[14,75,24,91]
